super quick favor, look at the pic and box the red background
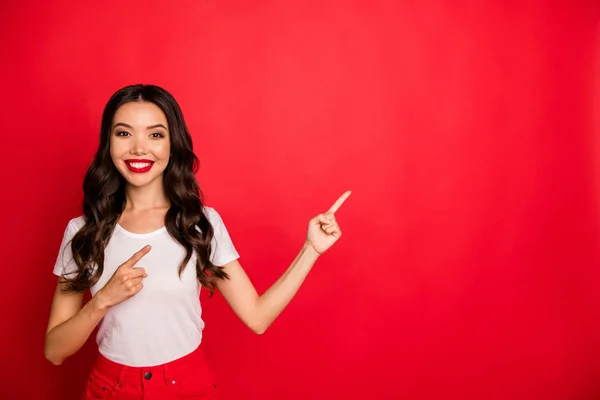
[1,1,599,399]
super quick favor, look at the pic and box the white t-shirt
[52,207,239,367]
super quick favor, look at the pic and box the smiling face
[109,101,171,188]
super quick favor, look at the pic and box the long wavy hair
[61,84,228,294]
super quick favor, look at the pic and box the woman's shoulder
[202,206,236,230]
[65,215,86,233]
[56,216,86,243]
[202,206,222,223]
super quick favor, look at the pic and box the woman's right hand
[95,245,151,310]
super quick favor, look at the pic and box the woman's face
[110,101,171,188]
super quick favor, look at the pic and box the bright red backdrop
[1,1,599,399]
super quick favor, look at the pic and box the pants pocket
[172,363,219,399]
[82,371,117,400]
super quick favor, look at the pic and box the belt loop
[162,363,169,386]
[164,362,175,387]
[117,364,126,389]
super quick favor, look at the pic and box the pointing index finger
[127,245,151,268]
[328,191,352,214]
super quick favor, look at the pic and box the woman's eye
[116,131,130,136]
[151,132,164,138]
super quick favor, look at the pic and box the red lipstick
[124,159,155,173]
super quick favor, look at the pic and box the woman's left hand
[305,191,352,255]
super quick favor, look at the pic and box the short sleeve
[204,207,240,266]
[53,217,85,277]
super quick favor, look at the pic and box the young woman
[45,84,350,400]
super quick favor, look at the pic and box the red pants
[82,345,219,399]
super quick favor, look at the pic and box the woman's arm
[45,246,150,365]
[217,244,319,334]
[44,280,107,365]
[217,191,351,334]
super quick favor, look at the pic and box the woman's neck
[124,180,169,211]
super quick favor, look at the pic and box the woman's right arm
[44,279,109,366]
[45,245,151,365]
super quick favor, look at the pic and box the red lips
[124,159,155,173]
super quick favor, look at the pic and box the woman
[44,84,350,399]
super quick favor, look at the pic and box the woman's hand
[305,191,351,255]
[95,245,151,309]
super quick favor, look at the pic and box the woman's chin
[122,173,162,188]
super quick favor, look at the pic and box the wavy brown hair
[61,84,228,294]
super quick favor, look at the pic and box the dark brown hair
[60,84,227,294]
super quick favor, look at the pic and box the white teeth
[129,162,152,169]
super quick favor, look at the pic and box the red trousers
[82,345,219,399]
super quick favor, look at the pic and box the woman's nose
[130,137,148,155]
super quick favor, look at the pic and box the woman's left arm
[216,191,351,334]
